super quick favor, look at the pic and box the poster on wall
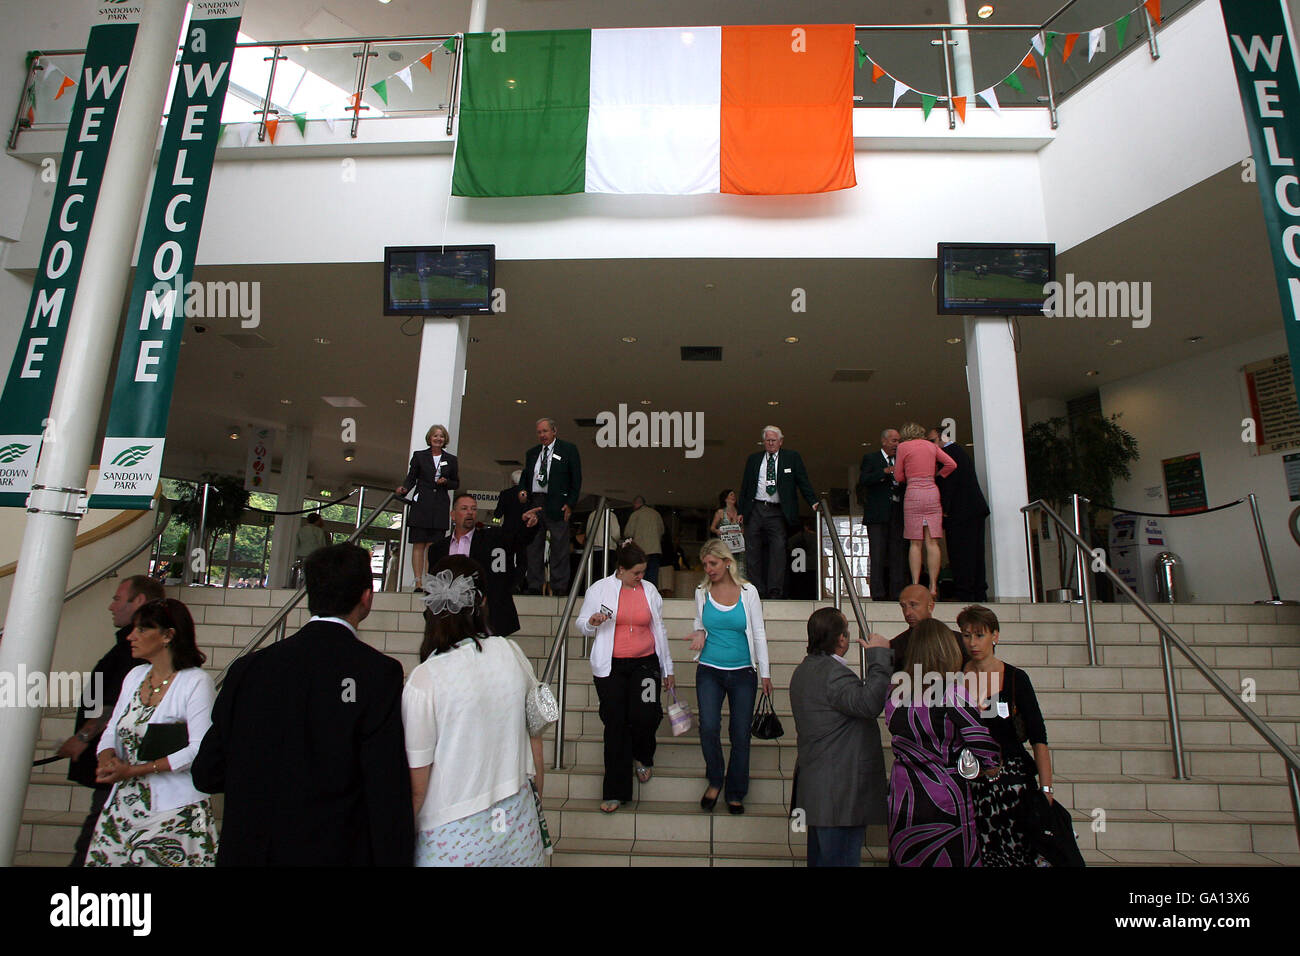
[1243,355,1300,455]
[1285,452,1300,502]
[244,426,274,492]
[1163,453,1209,515]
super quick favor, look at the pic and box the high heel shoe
[700,788,719,811]
[727,802,745,815]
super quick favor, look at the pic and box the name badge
[552,454,562,461]
[997,701,1010,719]
[783,468,791,474]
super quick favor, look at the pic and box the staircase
[16,590,1300,866]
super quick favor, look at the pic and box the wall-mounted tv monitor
[937,242,1055,316]
[383,244,495,316]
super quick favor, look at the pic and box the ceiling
[142,162,1279,509]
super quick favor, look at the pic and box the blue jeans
[695,664,758,804]
[807,826,865,867]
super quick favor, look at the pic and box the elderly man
[927,426,990,602]
[739,425,819,599]
[623,496,665,587]
[515,417,583,596]
[857,427,907,601]
[890,584,966,672]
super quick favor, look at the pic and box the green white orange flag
[451,25,857,196]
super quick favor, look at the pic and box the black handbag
[750,691,784,740]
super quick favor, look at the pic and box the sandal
[635,763,653,784]
[600,800,620,813]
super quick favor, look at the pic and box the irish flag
[451,25,857,197]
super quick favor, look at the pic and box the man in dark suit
[739,425,819,598]
[192,544,414,866]
[515,417,582,596]
[856,427,907,601]
[428,493,539,636]
[928,427,990,602]
[494,468,533,593]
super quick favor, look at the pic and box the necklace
[146,670,173,695]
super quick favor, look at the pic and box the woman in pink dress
[893,422,957,598]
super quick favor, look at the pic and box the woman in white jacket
[87,598,217,867]
[577,542,675,813]
[688,538,771,815]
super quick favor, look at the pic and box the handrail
[539,496,607,771]
[214,491,400,687]
[0,495,173,639]
[1022,498,1300,845]
[818,495,873,679]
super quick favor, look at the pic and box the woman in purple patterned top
[885,619,1000,866]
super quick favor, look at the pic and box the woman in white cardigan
[577,541,675,813]
[687,538,771,814]
[87,598,217,867]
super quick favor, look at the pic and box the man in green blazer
[516,417,583,595]
[739,425,819,599]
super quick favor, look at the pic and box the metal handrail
[215,491,400,686]
[539,496,607,771]
[1022,498,1300,845]
[0,494,173,640]
[818,495,873,679]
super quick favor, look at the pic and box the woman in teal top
[688,539,771,814]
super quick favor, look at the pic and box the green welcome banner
[90,0,244,509]
[1220,0,1300,405]
[0,8,140,507]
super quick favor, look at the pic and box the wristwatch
[1041,785,1054,794]
[75,730,93,743]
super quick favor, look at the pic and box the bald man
[891,584,966,672]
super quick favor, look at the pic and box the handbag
[525,681,559,736]
[750,690,784,740]
[137,721,188,762]
[667,688,693,736]
[1006,668,1029,744]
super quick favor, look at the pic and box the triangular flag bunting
[1044,32,1055,56]
[441,37,456,53]
[1145,0,1161,26]
[238,123,255,147]
[1116,14,1130,50]
[293,112,306,135]
[371,79,388,105]
[420,51,434,71]
[871,62,886,84]
[978,86,1001,114]
[1031,34,1044,56]
[54,74,76,100]
[264,117,278,143]
[920,93,937,120]
[348,92,362,114]
[892,79,908,108]
[1021,52,1040,79]
[953,96,967,123]
[396,66,414,92]
[219,122,227,142]
[1088,27,1105,62]
[855,45,866,69]
[1003,72,1024,93]
[1062,33,1080,63]
[323,114,337,133]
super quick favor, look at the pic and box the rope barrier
[1093,498,1246,519]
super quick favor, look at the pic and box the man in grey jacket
[789,607,894,867]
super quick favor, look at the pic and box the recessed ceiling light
[1085,369,1100,376]
[514,398,528,404]
[703,282,715,290]
[227,426,240,440]
[767,400,780,406]
[320,490,332,497]
[394,398,409,406]
[621,336,637,344]
[1186,335,1205,343]
[343,448,356,462]
[640,399,652,405]
[313,337,331,345]
[280,398,293,405]
[946,336,963,345]
[469,336,481,344]
[977,4,994,18]
[1106,338,1123,346]
[895,400,907,406]
[784,336,799,344]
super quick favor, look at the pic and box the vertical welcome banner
[90,0,244,509]
[1220,0,1300,404]
[0,5,140,507]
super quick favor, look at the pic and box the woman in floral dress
[86,598,218,866]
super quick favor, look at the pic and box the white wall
[1100,330,1300,603]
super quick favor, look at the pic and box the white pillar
[399,318,470,590]
[947,0,976,98]
[964,316,1031,599]
[0,0,189,865]
[269,425,312,588]
[469,0,488,34]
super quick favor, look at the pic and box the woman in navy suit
[397,424,459,592]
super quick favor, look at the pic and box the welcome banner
[0,6,140,507]
[90,0,244,509]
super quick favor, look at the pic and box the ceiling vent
[681,346,722,362]
[219,332,274,350]
[574,417,600,428]
[322,396,366,408]
[830,369,874,383]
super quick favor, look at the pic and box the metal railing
[539,496,607,771]
[0,495,173,640]
[818,496,874,678]
[214,491,400,687]
[1023,498,1300,845]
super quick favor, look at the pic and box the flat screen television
[937,242,1055,316]
[383,245,495,316]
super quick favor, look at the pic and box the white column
[469,0,488,34]
[268,425,312,588]
[964,316,1031,599]
[947,0,976,98]
[399,318,470,590]
[0,0,189,865]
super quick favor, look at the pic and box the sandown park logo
[109,445,153,468]
[0,443,32,464]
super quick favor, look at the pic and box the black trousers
[593,655,662,802]
[69,785,110,867]
[868,501,908,600]
[744,502,788,598]
[945,515,988,601]
[526,493,571,594]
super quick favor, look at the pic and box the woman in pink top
[893,422,957,599]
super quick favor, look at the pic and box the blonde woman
[397,424,459,591]
[686,539,771,814]
[893,421,956,598]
